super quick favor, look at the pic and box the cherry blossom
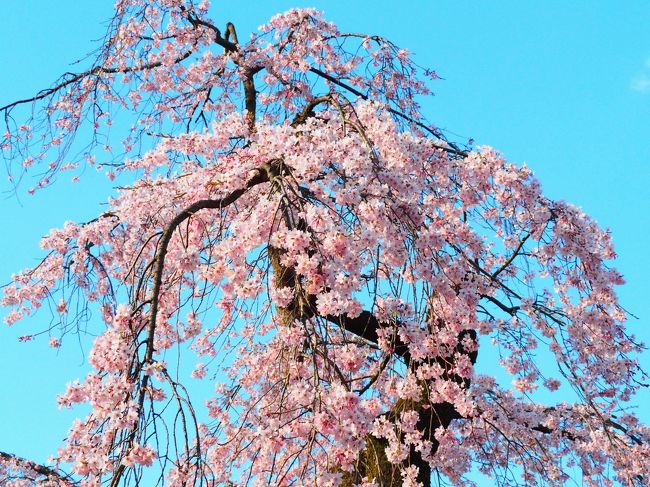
[1,2,648,486]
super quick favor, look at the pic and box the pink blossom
[0,4,647,487]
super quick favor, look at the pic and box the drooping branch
[308,67,464,155]
[0,50,195,114]
[530,406,644,446]
[145,167,270,364]
[109,167,270,486]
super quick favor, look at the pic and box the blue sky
[1,0,649,481]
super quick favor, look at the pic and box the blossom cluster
[1,3,648,486]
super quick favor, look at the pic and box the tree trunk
[267,237,474,487]
[340,394,462,487]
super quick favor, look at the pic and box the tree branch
[1,51,195,113]
[110,167,269,486]
[145,168,269,363]
[308,67,464,155]
[324,311,411,361]
[0,450,74,485]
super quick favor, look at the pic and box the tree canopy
[1,2,648,486]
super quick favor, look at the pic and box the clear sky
[1,0,649,481]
